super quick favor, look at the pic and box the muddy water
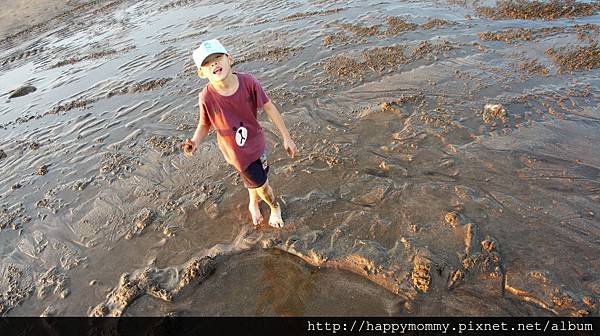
[1,0,599,316]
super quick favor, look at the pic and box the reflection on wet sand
[1,0,599,317]
[255,250,314,316]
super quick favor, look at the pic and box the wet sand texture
[1,0,600,317]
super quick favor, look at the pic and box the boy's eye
[202,53,224,66]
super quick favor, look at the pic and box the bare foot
[268,203,284,228]
[249,202,263,226]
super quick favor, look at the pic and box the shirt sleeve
[250,74,270,109]
[198,91,211,126]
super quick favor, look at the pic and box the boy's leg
[248,187,263,225]
[256,179,283,228]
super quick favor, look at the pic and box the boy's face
[198,53,234,81]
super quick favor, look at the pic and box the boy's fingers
[286,146,296,158]
[184,147,195,157]
[181,139,196,157]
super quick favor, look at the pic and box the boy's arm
[191,123,210,145]
[193,95,211,145]
[182,97,211,157]
[262,101,297,158]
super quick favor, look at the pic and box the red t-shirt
[199,73,269,171]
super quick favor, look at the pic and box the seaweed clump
[476,0,600,20]
[479,28,533,43]
[545,43,600,72]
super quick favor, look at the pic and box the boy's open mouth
[213,67,222,75]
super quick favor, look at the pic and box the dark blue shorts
[240,152,269,189]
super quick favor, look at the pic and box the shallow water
[0,0,599,316]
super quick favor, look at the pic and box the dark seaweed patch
[476,0,600,20]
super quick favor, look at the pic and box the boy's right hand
[181,138,197,157]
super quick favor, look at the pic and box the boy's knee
[256,179,270,192]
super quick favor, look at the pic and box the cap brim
[200,52,227,66]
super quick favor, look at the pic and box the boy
[182,39,297,228]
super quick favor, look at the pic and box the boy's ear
[227,54,234,66]
[197,68,208,79]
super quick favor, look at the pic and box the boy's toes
[268,217,284,228]
[249,205,263,226]
[252,214,263,226]
[268,204,284,228]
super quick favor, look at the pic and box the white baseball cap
[192,39,229,68]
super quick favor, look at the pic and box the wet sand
[0,0,74,40]
[1,0,599,317]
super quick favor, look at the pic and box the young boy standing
[182,39,297,228]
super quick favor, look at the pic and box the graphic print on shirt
[232,121,248,147]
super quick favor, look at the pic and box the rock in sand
[8,85,37,99]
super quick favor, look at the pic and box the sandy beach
[1,0,599,317]
[0,0,78,40]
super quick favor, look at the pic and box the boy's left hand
[284,138,297,158]
[181,138,196,157]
